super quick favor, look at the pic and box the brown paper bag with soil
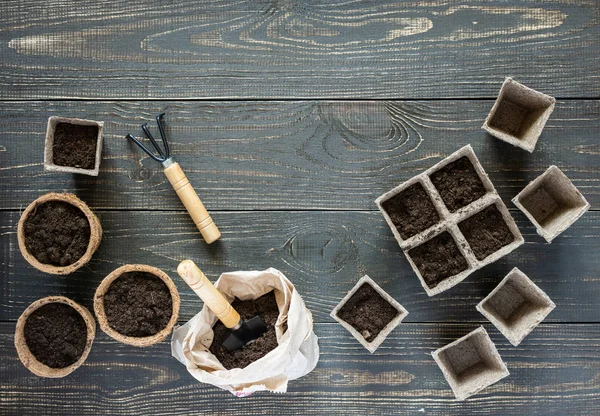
[171,268,319,396]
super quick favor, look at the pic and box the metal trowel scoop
[177,260,267,351]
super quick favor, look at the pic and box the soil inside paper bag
[209,290,286,370]
[24,303,87,368]
[23,201,91,266]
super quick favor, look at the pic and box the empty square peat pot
[44,116,104,176]
[432,326,509,401]
[376,145,523,296]
[512,165,590,243]
[477,268,555,346]
[482,78,555,153]
[330,275,408,353]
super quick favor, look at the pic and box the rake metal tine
[156,113,170,158]
[125,134,164,162]
[141,123,166,160]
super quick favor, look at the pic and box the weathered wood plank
[1,322,599,415]
[2,210,598,323]
[0,0,598,99]
[0,100,598,210]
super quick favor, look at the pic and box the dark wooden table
[1,1,599,415]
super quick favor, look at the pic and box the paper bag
[171,268,319,396]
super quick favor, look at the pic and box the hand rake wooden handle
[164,162,221,244]
[177,260,240,329]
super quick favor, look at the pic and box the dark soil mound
[210,291,285,370]
[52,122,98,170]
[24,303,87,368]
[337,283,398,342]
[104,272,173,337]
[381,182,440,239]
[408,231,469,288]
[430,156,486,212]
[23,201,91,266]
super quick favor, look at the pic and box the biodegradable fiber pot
[171,268,320,397]
[94,264,180,347]
[17,193,102,275]
[15,296,96,378]
[44,116,104,176]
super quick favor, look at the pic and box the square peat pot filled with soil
[331,275,408,353]
[406,230,471,296]
[482,78,556,153]
[428,151,493,214]
[457,203,523,263]
[44,116,104,176]
[432,326,509,401]
[512,165,590,243]
[477,268,555,346]
[376,178,442,245]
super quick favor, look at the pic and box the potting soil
[430,156,486,212]
[408,231,469,288]
[24,303,87,368]
[104,272,173,337]
[52,122,98,170]
[458,204,514,260]
[23,201,91,266]
[337,283,399,342]
[381,182,440,239]
[210,290,285,370]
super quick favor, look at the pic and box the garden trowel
[177,260,266,351]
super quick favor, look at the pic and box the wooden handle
[177,260,240,329]
[163,162,221,244]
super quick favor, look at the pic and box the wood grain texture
[2,210,598,324]
[0,0,598,99]
[0,100,598,211]
[1,322,600,415]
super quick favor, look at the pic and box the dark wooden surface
[0,0,599,415]
[0,0,598,99]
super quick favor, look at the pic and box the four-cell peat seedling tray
[376,145,524,296]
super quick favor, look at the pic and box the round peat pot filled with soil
[94,264,180,347]
[17,193,102,275]
[14,296,96,378]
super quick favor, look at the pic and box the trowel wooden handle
[177,260,240,329]
[163,162,221,244]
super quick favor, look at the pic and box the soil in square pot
[430,156,486,212]
[458,204,516,261]
[44,116,104,176]
[210,290,286,370]
[52,122,99,170]
[336,283,399,343]
[17,193,102,275]
[380,182,440,239]
[14,296,95,378]
[408,231,469,289]
[94,264,180,347]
